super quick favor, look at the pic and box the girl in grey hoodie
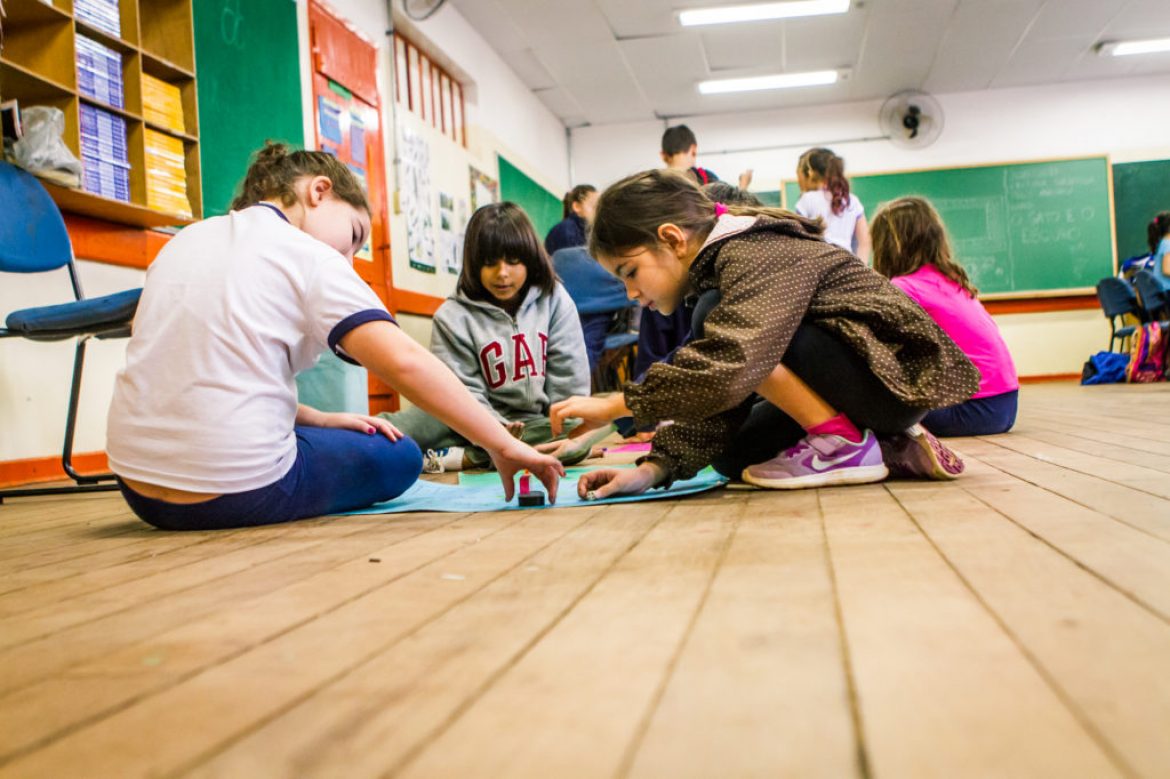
[380,202,590,471]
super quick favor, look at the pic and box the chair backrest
[1132,270,1169,318]
[552,246,634,315]
[1095,276,1141,320]
[0,162,73,274]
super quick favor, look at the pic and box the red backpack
[1126,323,1167,383]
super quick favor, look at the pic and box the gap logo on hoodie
[479,332,549,389]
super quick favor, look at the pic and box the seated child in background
[794,147,871,264]
[381,202,591,472]
[633,181,762,380]
[544,184,598,256]
[871,196,1018,436]
[551,245,634,372]
[107,144,563,531]
[1149,211,1170,291]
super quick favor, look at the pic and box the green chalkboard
[497,155,562,242]
[1113,159,1170,261]
[782,157,1116,297]
[194,0,304,216]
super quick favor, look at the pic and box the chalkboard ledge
[983,295,1098,315]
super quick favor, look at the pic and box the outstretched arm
[341,320,564,501]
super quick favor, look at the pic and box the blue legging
[118,426,423,530]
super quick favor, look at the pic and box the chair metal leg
[61,336,116,485]
[0,336,119,504]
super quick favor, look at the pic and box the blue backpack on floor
[1081,351,1129,385]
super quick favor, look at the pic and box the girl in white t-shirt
[793,147,871,264]
[107,143,563,530]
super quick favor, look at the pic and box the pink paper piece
[607,442,653,453]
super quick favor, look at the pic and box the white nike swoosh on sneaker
[810,451,862,470]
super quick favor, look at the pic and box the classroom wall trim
[982,295,1099,315]
[64,215,173,270]
[393,289,446,317]
[0,452,110,488]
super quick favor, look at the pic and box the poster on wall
[399,125,436,273]
[438,191,463,275]
[469,165,499,212]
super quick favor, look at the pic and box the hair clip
[714,202,729,217]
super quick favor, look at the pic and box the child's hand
[505,420,526,439]
[489,441,565,503]
[319,412,404,441]
[535,437,588,461]
[577,461,666,500]
[549,394,628,436]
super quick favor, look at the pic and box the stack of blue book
[76,36,124,109]
[75,0,121,38]
[80,104,131,202]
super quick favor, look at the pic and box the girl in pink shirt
[872,197,1018,436]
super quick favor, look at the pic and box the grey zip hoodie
[430,282,590,422]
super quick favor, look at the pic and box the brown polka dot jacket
[623,214,982,483]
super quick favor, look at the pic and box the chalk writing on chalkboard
[220,0,244,48]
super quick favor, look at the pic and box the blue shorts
[118,426,422,530]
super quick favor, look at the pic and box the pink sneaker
[879,424,964,480]
[742,430,888,490]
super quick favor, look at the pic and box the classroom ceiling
[448,0,1170,127]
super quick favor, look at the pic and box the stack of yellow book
[145,128,192,218]
[142,74,185,134]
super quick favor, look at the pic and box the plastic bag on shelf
[12,106,82,187]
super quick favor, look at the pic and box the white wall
[569,73,1170,379]
[2,0,569,465]
[0,262,144,461]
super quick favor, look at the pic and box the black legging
[688,291,926,478]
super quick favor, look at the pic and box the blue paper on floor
[339,467,728,515]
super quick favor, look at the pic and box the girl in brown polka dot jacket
[544,169,982,497]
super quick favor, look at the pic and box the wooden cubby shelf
[2,0,202,225]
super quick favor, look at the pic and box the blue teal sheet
[339,466,727,515]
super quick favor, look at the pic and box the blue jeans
[118,426,423,530]
[922,390,1018,437]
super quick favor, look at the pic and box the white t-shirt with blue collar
[107,203,393,493]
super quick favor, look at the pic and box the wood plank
[0,507,588,776]
[0,517,358,649]
[820,485,1122,778]
[955,457,1170,621]
[186,502,669,778]
[0,512,478,763]
[1011,425,1170,475]
[888,480,1170,777]
[0,514,452,697]
[626,491,859,779]
[395,497,742,779]
[978,433,1170,499]
[1021,416,1170,459]
[958,438,1170,543]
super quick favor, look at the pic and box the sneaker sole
[741,463,889,490]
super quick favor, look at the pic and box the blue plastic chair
[0,162,142,502]
[1095,277,1142,352]
[552,247,639,388]
[1132,269,1170,323]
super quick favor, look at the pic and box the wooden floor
[1,382,1169,778]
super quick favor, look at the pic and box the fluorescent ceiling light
[1096,37,1170,56]
[698,69,839,94]
[680,0,849,27]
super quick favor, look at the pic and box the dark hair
[459,202,556,302]
[231,141,369,213]
[702,181,762,207]
[798,147,850,217]
[562,184,597,219]
[1149,211,1170,253]
[661,125,698,156]
[871,196,978,298]
[590,169,822,261]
